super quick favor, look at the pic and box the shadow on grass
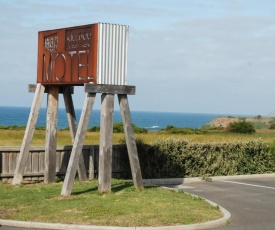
[71,181,157,196]
[72,186,98,195]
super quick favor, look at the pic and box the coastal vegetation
[1,117,275,146]
[1,116,275,178]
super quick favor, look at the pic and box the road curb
[142,173,275,185]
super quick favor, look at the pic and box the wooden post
[98,94,114,193]
[63,87,87,181]
[118,94,144,191]
[12,83,45,185]
[44,86,59,183]
[89,146,95,180]
[61,93,96,196]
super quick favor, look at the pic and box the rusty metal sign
[37,23,129,86]
[37,24,98,85]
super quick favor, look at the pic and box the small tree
[228,121,256,134]
[269,123,275,130]
[256,115,262,119]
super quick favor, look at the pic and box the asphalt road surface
[167,177,275,230]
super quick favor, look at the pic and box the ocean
[0,106,224,131]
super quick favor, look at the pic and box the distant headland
[206,115,275,129]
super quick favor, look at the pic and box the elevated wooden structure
[13,22,143,194]
[12,84,144,195]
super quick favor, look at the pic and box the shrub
[119,138,275,179]
[256,115,262,119]
[87,122,148,134]
[253,122,268,129]
[87,126,100,132]
[200,124,224,131]
[159,125,208,134]
[227,121,256,134]
[269,123,275,130]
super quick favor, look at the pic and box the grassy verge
[1,129,275,146]
[0,179,222,227]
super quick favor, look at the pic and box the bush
[269,123,275,130]
[159,125,208,134]
[87,122,148,134]
[227,121,256,134]
[87,126,100,132]
[119,138,275,179]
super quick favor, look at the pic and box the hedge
[119,138,275,179]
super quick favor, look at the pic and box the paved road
[167,177,275,230]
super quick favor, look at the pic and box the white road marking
[179,186,194,189]
[221,180,275,190]
[172,185,194,189]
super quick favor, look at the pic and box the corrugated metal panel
[97,23,129,85]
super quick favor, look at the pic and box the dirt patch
[209,117,239,128]
[208,116,275,129]
[0,208,13,218]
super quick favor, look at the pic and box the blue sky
[1,0,275,115]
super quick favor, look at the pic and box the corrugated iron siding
[97,23,128,85]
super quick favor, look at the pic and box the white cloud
[0,0,275,115]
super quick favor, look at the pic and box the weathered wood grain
[63,87,87,181]
[98,94,114,193]
[32,152,39,173]
[25,152,32,174]
[61,93,96,196]
[12,83,45,185]
[39,151,45,173]
[44,86,59,183]
[85,84,135,95]
[1,145,127,180]
[89,146,95,180]
[28,84,74,94]
[118,94,144,191]
[2,152,9,174]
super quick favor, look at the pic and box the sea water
[0,106,225,130]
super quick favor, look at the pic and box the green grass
[0,179,222,227]
[1,129,275,146]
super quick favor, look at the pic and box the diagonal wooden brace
[12,83,45,185]
[61,93,96,196]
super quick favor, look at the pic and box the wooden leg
[61,93,96,196]
[44,86,59,183]
[63,87,87,181]
[98,94,114,193]
[12,83,45,185]
[89,146,95,180]
[118,94,144,191]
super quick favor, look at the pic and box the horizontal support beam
[85,84,136,95]
[28,84,74,94]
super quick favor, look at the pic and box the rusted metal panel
[37,23,128,86]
